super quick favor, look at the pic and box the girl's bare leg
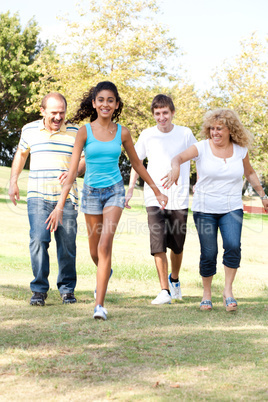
[95,206,123,307]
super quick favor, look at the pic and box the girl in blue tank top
[46,81,168,320]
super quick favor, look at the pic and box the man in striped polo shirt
[9,93,85,306]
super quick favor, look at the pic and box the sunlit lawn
[0,166,267,401]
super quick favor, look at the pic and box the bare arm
[122,127,168,209]
[46,126,87,231]
[162,144,198,189]
[125,167,140,209]
[243,153,268,211]
[77,155,86,177]
[8,148,30,205]
[58,155,86,185]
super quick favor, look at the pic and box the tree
[61,0,179,82]
[23,0,203,182]
[170,81,205,138]
[30,0,182,135]
[0,12,56,166]
[24,0,188,182]
[205,34,268,180]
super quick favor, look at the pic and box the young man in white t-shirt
[125,94,197,304]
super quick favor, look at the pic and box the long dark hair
[70,81,124,123]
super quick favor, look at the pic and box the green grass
[0,166,268,401]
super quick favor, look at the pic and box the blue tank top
[83,123,123,188]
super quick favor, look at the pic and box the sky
[2,0,268,91]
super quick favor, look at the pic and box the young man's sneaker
[94,268,113,300]
[30,292,47,306]
[168,273,182,300]
[93,305,108,320]
[151,289,172,305]
[61,293,77,304]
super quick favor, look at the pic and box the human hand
[124,189,134,209]
[157,193,168,210]
[8,183,20,206]
[45,207,63,232]
[262,198,268,213]
[58,171,68,185]
[161,166,180,189]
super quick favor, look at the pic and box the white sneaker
[151,290,172,305]
[93,305,108,320]
[168,273,182,300]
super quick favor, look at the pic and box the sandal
[223,296,237,312]
[200,300,212,311]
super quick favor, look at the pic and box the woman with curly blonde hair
[162,108,268,312]
[201,109,254,148]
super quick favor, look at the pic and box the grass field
[0,166,267,401]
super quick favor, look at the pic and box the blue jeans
[193,209,243,277]
[27,198,78,294]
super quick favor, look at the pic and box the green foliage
[27,0,183,140]
[205,34,268,181]
[3,6,267,189]
[0,163,268,399]
[61,0,179,83]
[0,12,57,166]
[168,81,205,138]
[26,45,61,114]
[13,0,203,161]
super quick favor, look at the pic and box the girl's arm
[161,144,198,189]
[122,127,168,209]
[46,126,87,231]
[58,156,86,185]
[125,167,140,209]
[243,152,268,212]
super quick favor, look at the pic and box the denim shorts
[81,180,125,215]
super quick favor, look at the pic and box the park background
[0,0,268,400]
[0,0,268,188]
[0,165,267,400]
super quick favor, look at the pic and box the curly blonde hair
[200,109,253,148]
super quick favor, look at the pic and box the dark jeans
[27,198,78,294]
[193,209,243,277]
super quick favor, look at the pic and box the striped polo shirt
[19,119,79,206]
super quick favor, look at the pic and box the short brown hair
[150,94,175,114]
[41,92,67,110]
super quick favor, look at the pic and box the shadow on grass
[1,283,268,306]
[1,284,267,321]
[1,284,268,400]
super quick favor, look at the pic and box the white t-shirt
[135,124,197,209]
[192,139,248,213]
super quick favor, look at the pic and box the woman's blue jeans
[27,198,78,294]
[193,209,243,277]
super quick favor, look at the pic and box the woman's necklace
[95,121,115,135]
[210,140,232,163]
